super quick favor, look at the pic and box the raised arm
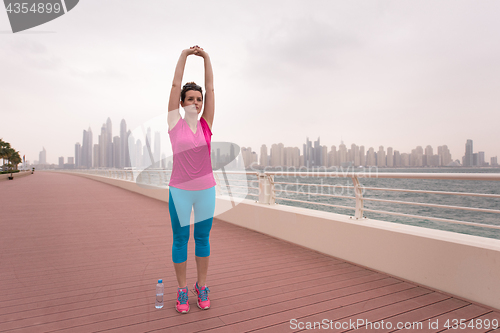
[168,48,196,131]
[168,48,194,112]
[194,48,214,130]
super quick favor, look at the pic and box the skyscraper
[270,143,284,167]
[135,139,142,169]
[279,143,284,166]
[106,117,113,167]
[424,145,433,167]
[113,136,121,168]
[386,147,393,167]
[251,151,258,166]
[411,146,423,167]
[229,144,236,169]
[125,129,131,167]
[401,153,410,166]
[284,147,292,167]
[75,142,81,168]
[99,124,107,168]
[39,147,46,165]
[366,147,376,167]
[438,145,452,166]
[377,146,386,167]
[359,146,365,166]
[302,143,307,167]
[93,144,99,168]
[81,130,88,168]
[241,147,255,168]
[478,152,485,166]
[329,145,337,167]
[351,144,360,167]
[314,137,321,167]
[143,145,151,168]
[120,119,127,169]
[260,144,268,167]
[338,141,347,166]
[81,127,93,168]
[322,145,328,167]
[293,147,300,167]
[303,137,314,168]
[394,150,401,166]
[464,139,473,167]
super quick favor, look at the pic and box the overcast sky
[1,0,499,165]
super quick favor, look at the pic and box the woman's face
[181,90,203,114]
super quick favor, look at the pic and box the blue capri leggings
[168,186,216,264]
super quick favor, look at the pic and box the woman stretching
[167,46,216,313]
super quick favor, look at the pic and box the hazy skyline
[34,115,493,168]
[2,0,500,164]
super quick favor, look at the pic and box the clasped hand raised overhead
[183,45,208,58]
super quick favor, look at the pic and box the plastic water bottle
[155,279,164,309]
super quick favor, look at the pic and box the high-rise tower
[120,119,127,169]
[81,127,93,168]
[260,144,268,167]
[314,137,321,167]
[377,146,386,167]
[386,147,393,167]
[106,118,113,167]
[75,142,81,168]
[464,139,473,167]
[39,147,47,165]
[338,141,347,166]
[99,124,107,168]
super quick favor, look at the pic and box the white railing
[261,171,500,231]
[63,169,500,232]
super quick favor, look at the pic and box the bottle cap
[158,279,162,283]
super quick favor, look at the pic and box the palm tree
[0,139,11,172]
[10,150,22,170]
[0,139,21,173]
[3,148,14,173]
[2,147,21,173]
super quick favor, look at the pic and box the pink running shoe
[176,286,190,313]
[193,281,211,309]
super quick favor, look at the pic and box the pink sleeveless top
[168,117,216,190]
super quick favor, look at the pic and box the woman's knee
[194,217,212,243]
[172,244,188,263]
[172,228,190,263]
[194,218,212,257]
[173,228,190,246]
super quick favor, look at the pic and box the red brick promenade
[1,172,499,332]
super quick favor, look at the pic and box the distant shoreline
[247,166,500,172]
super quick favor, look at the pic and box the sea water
[222,167,500,240]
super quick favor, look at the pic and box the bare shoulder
[168,109,181,131]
